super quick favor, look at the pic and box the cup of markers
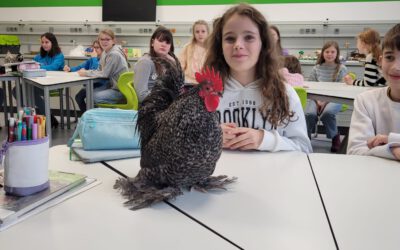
[1,107,50,196]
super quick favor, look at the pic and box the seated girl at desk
[64,40,103,112]
[13,32,64,127]
[270,25,289,56]
[280,55,305,87]
[63,40,100,73]
[344,28,386,87]
[205,3,312,153]
[178,20,209,84]
[305,41,348,152]
[78,29,129,108]
[347,24,400,160]
[134,26,182,103]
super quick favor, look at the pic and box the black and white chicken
[114,58,236,210]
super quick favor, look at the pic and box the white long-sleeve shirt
[347,87,400,160]
[217,77,312,153]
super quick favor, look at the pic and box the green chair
[293,86,307,110]
[97,71,138,110]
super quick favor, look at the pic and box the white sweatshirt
[347,87,400,160]
[217,77,312,153]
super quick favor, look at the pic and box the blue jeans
[305,99,342,139]
[75,80,109,112]
[94,88,124,105]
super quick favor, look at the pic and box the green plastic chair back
[97,71,138,110]
[293,86,307,110]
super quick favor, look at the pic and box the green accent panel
[157,0,393,5]
[0,0,393,7]
[0,0,102,7]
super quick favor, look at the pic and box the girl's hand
[63,65,71,72]
[343,74,354,85]
[223,127,264,150]
[77,69,86,76]
[221,123,237,146]
[367,134,388,149]
[391,147,400,160]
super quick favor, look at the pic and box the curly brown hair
[204,3,292,128]
[357,28,382,60]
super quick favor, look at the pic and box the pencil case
[1,137,49,196]
[22,68,46,78]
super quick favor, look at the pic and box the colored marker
[32,123,38,140]
[8,118,15,142]
[21,123,27,141]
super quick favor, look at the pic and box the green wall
[0,0,393,7]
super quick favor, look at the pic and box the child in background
[347,23,400,160]
[78,29,129,108]
[305,41,348,152]
[14,32,64,127]
[64,40,105,112]
[205,4,312,153]
[179,20,209,84]
[344,28,386,86]
[270,25,289,56]
[281,55,304,86]
[33,32,65,71]
[134,26,182,103]
[64,40,101,73]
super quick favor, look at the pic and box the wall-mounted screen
[103,0,156,22]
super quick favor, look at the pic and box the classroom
[0,1,400,249]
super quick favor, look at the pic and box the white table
[305,81,374,106]
[22,71,96,144]
[0,146,238,250]
[107,150,336,250]
[309,153,400,250]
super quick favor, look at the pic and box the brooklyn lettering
[217,107,268,129]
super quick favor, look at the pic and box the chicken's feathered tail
[114,175,237,210]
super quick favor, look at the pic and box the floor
[0,115,338,153]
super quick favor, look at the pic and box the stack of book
[0,170,98,231]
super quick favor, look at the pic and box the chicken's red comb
[195,67,223,92]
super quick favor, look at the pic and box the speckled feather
[114,57,236,210]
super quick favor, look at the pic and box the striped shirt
[353,54,386,87]
[309,63,348,82]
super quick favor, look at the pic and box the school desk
[22,71,96,144]
[0,73,22,123]
[309,153,400,250]
[105,150,337,250]
[0,146,238,250]
[305,81,375,106]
